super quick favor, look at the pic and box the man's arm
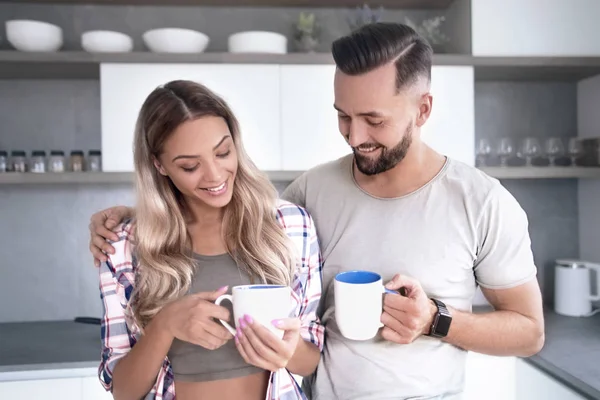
[382,182,544,357]
[441,280,544,356]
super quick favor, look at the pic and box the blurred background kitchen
[0,0,599,399]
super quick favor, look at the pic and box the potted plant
[346,4,385,32]
[405,16,450,53]
[294,12,320,53]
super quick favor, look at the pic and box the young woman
[98,80,324,400]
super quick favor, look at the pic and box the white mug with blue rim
[215,284,291,339]
[335,270,398,341]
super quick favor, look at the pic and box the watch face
[435,314,452,335]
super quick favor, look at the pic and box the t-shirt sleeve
[280,174,308,208]
[473,183,538,289]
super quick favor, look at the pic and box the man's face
[333,62,431,175]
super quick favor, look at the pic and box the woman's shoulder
[275,199,313,225]
[104,218,137,273]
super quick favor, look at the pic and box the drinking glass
[497,138,514,167]
[476,138,493,167]
[568,138,582,167]
[545,138,565,166]
[521,137,542,166]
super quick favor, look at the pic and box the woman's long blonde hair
[130,80,297,329]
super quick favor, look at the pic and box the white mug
[215,284,292,338]
[335,270,398,341]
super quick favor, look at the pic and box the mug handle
[214,294,237,335]
[379,286,401,327]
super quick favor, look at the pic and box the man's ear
[415,93,433,128]
[153,158,167,176]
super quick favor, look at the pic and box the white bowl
[228,31,287,54]
[6,19,63,52]
[81,30,133,53]
[142,28,209,53]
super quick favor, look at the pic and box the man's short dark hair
[331,22,433,91]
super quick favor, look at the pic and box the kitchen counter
[525,310,600,400]
[0,320,101,380]
[1,311,599,398]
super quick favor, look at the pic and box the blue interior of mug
[239,285,286,290]
[335,270,381,284]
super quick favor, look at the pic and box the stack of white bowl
[5,20,63,52]
[228,31,287,54]
[4,19,287,55]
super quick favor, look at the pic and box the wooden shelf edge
[3,52,600,81]
[0,170,304,184]
[479,167,600,179]
[1,168,599,184]
[9,0,455,9]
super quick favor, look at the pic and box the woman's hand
[234,315,301,372]
[160,286,234,350]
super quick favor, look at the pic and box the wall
[577,75,600,264]
[475,81,580,303]
[0,3,583,321]
[0,3,460,54]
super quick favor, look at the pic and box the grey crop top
[166,252,265,382]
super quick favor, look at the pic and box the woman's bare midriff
[175,370,270,400]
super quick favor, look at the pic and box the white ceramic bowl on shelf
[228,31,287,54]
[81,30,133,53]
[142,28,209,53]
[6,19,63,52]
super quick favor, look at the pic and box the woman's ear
[153,158,168,176]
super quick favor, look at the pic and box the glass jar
[70,150,85,172]
[30,150,46,173]
[87,150,102,172]
[48,150,65,173]
[10,150,27,173]
[0,151,7,173]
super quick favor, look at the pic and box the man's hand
[88,205,134,267]
[380,274,437,344]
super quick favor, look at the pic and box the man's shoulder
[443,158,520,215]
[302,153,353,181]
[444,158,503,197]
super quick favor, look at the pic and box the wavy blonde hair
[130,80,297,329]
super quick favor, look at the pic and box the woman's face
[154,116,238,212]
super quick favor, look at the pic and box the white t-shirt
[281,154,537,400]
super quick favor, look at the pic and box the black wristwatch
[427,298,452,338]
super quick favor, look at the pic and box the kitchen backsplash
[0,76,582,322]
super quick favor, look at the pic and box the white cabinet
[81,376,114,400]
[280,64,350,170]
[0,376,113,400]
[0,377,82,400]
[515,359,587,400]
[471,0,600,56]
[100,63,475,173]
[464,352,516,400]
[100,63,282,172]
[421,66,475,166]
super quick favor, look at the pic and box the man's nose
[347,122,368,148]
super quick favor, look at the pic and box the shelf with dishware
[2,166,600,186]
[0,170,305,185]
[2,50,600,81]
[0,0,456,9]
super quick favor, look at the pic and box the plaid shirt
[98,199,325,400]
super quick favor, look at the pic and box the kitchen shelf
[1,167,599,185]
[1,51,600,81]
[5,0,455,9]
[479,166,600,179]
[0,170,304,184]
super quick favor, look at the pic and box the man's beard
[353,124,413,176]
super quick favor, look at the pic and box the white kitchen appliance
[554,259,600,317]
